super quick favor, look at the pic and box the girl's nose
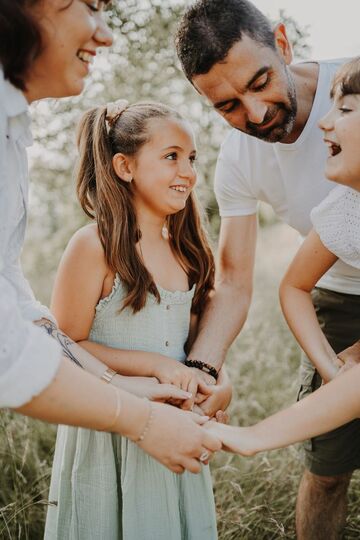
[319,105,336,132]
[180,160,196,182]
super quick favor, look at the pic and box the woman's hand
[137,403,222,473]
[112,375,192,403]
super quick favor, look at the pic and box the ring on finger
[199,450,210,463]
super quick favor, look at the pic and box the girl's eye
[165,152,177,160]
[339,107,352,114]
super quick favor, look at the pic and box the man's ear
[112,153,133,182]
[273,23,293,65]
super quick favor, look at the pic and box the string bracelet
[135,399,154,443]
[184,359,219,381]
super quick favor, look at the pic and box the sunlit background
[2,2,360,538]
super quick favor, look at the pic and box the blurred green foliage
[1,4,317,538]
[24,1,310,304]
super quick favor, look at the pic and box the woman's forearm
[36,319,113,379]
[16,357,149,438]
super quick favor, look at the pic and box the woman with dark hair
[0,0,220,474]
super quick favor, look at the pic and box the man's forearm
[36,319,110,379]
[188,283,251,371]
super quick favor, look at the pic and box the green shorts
[298,287,360,477]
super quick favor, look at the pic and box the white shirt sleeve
[311,185,360,270]
[214,132,258,217]
[0,276,62,408]
[3,260,57,324]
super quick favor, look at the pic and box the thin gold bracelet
[135,399,154,443]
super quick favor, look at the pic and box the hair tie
[105,99,129,132]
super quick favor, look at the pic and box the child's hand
[153,357,212,410]
[215,410,229,424]
[197,367,232,418]
[204,422,257,456]
[112,375,192,403]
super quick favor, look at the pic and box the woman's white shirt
[0,69,61,407]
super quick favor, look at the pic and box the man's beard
[239,74,298,143]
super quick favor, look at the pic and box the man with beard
[176,1,360,539]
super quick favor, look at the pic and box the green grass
[1,223,360,539]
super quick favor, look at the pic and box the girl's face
[25,0,112,102]
[319,89,360,190]
[128,117,197,219]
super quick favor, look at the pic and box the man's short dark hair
[176,0,276,81]
[0,1,44,91]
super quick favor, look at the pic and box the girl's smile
[319,92,360,190]
[126,117,197,219]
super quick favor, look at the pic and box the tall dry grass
[1,222,360,539]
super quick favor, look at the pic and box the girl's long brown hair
[76,102,214,314]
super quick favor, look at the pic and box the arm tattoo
[38,320,83,368]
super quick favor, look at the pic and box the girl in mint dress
[44,100,220,540]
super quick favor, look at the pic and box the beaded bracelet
[136,400,154,443]
[184,359,219,381]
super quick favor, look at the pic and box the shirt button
[165,341,169,347]
[166,305,170,310]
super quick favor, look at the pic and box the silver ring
[199,451,210,462]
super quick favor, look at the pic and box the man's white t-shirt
[215,58,359,295]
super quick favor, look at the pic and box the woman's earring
[162,224,169,239]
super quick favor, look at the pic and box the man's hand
[197,367,232,418]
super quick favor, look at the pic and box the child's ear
[112,153,133,183]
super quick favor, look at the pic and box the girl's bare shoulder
[66,223,106,268]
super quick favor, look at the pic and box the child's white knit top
[311,185,360,269]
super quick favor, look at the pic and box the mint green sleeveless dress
[44,276,218,540]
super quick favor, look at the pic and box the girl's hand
[153,358,212,410]
[204,422,257,456]
[112,375,192,403]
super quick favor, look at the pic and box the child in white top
[206,57,360,455]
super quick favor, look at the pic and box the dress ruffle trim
[95,274,121,313]
[95,275,196,313]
